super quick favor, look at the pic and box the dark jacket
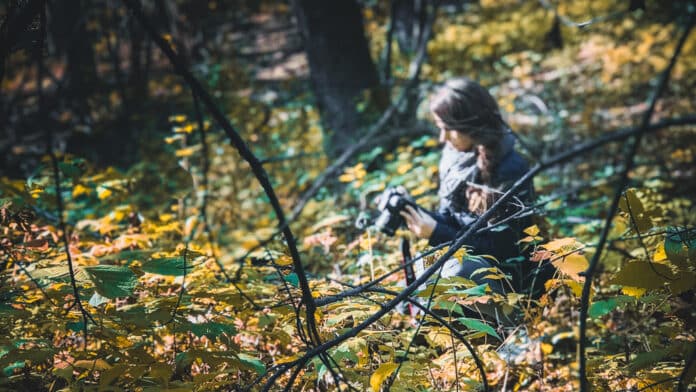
[427,132,547,293]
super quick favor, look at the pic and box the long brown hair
[429,77,508,215]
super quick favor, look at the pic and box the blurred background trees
[1,1,695,390]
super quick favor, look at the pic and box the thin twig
[37,0,93,345]
[332,278,489,392]
[233,0,437,280]
[577,18,694,392]
[121,0,323,349]
[259,108,696,392]
[623,193,675,281]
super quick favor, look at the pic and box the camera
[374,187,415,236]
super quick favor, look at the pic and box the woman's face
[432,112,474,152]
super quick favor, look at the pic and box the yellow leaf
[621,286,646,298]
[653,241,667,262]
[114,335,133,349]
[518,235,535,243]
[542,237,578,252]
[618,189,652,231]
[611,261,673,290]
[410,184,430,196]
[424,139,438,147]
[175,147,196,158]
[523,225,540,236]
[73,359,111,370]
[173,124,195,134]
[453,247,468,260]
[541,343,553,355]
[276,354,300,365]
[165,135,183,144]
[275,255,293,266]
[338,173,354,183]
[370,362,398,392]
[97,187,112,200]
[72,184,91,198]
[242,239,260,251]
[552,253,588,282]
[168,114,186,122]
[396,163,413,175]
[545,279,583,297]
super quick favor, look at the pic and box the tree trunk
[292,0,380,157]
[47,0,96,120]
[392,0,427,55]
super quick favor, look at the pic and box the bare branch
[37,0,93,344]
[233,0,439,279]
[577,16,694,392]
[120,0,323,349]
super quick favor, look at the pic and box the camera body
[374,187,415,236]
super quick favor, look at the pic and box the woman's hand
[400,205,437,239]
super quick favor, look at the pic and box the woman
[399,77,549,297]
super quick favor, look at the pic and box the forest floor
[1,1,696,391]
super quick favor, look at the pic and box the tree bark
[291,0,380,157]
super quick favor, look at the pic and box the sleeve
[427,209,477,247]
[428,208,522,263]
[427,149,534,259]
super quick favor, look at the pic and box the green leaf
[588,296,633,319]
[58,161,84,180]
[100,250,154,264]
[142,257,190,276]
[83,265,138,298]
[457,317,501,340]
[668,270,696,295]
[447,284,488,296]
[0,304,29,318]
[618,189,652,232]
[611,261,674,290]
[331,345,359,364]
[629,348,670,372]
[664,228,696,267]
[175,322,236,339]
[237,353,266,375]
[3,361,25,376]
[432,299,464,316]
[67,320,85,332]
[284,273,299,288]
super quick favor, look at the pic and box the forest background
[1,0,695,391]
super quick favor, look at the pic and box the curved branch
[259,105,696,392]
[577,17,694,392]
[120,0,323,348]
[37,0,93,343]
[331,278,489,391]
[313,113,696,309]
[233,1,438,277]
